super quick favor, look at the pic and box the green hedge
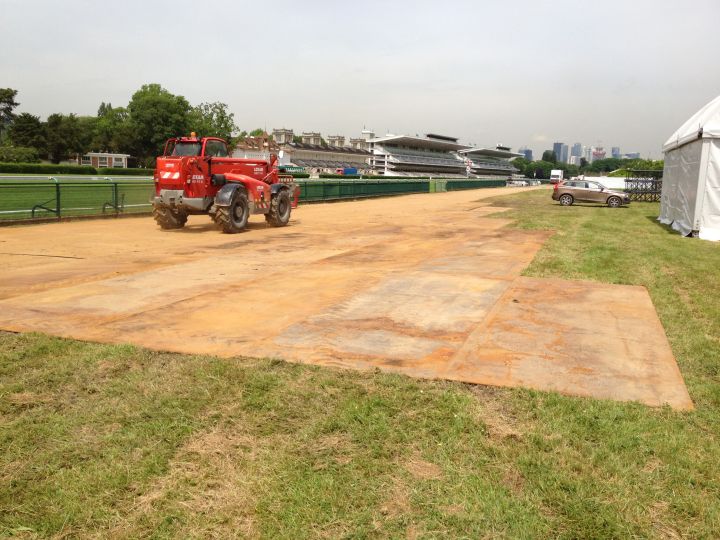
[0,162,98,175]
[289,172,310,178]
[97,167,153,176]
[0,147,41,163]
[0,162,153,176]
[361,175,430,179]
[318,173,362,179]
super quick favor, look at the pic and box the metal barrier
[0,177,154,221]
[624,170,663,202]
[0,176,506,222]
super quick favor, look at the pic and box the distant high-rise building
[519,146,533,161]
[552,142,564,162]
[571,143,582,158]
[568,155,582,166]
[611,146,621,159]
[583,145,592,162]
[591,146,606,161]
[560,143,569,163]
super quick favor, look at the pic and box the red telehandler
[151,134,298,233]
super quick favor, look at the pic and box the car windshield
[168,142,201,156]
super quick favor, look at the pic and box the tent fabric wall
[659,140,703,236]
[659,95,720,241]
[699,139,720,241]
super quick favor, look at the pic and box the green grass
[1,189,719,538]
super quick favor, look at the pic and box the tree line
[511,150,663,180]
[0,85,267,167]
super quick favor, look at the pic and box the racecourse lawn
[1,189,718,539]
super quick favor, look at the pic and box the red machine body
[151,135,298,233]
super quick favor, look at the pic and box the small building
[327,135,345,147]
[272,128,294,145]
[301,132,322,145]
[78,152,131,168]
[233,133,281,161]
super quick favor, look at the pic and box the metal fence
[0,176,507,222]
[624,170,663,202]
[0,177,154,221]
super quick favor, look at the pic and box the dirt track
[0,187,693,409]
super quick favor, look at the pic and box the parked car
[552,179,630,207]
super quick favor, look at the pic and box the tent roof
[663,94,720,152]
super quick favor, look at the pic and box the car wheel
[607,196,621,208]
[559,194,573,206]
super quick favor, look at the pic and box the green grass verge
[1,189,718,538]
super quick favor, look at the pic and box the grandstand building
[457,145,522,177]
[280,142,371,172]
[369,134,520,177]
[369,134,467,177]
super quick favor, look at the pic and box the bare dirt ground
[0,187,693,409]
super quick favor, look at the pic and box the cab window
[204,140,229,157]
[169,142,201,156]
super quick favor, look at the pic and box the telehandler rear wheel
[266,190,291,227]
[153,206,187,229]
[215,191,249,233]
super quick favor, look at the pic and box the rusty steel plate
[0,187,693,409]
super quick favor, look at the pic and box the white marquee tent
[659,95,720,241]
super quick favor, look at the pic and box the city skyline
[2,0,719,160]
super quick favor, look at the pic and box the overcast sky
[2,0,719,158]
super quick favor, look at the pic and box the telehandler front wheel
[215,191,249,233]
[266,190,291,227]
[153,206,188,229]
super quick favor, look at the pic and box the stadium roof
[285,142,370,155]
[457,147,523,159]
[369,135,466,151]
[425,133,459,142]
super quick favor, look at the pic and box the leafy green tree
[564,164,580,177]
[588,158,624,173]
[8,112,46,151]
[0,145,40,163]
[580,157,588,168]
[189,102,238,143]
[0,88,20,141]
[541,150,557,163]
[524,160,555,179]
[292,135,302,143]
[77,116,99,154]
[92,106,131,153]
[510,157,529,175]
[97,102,113,117]
[126,84,191,161]
[249,128,266,137]
[45,114,82,163]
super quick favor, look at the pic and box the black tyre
[153,206,187,229]
[215,190,249,233]
[607,196,621,208]
[265,189,291,227]
[559,194,574,206]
